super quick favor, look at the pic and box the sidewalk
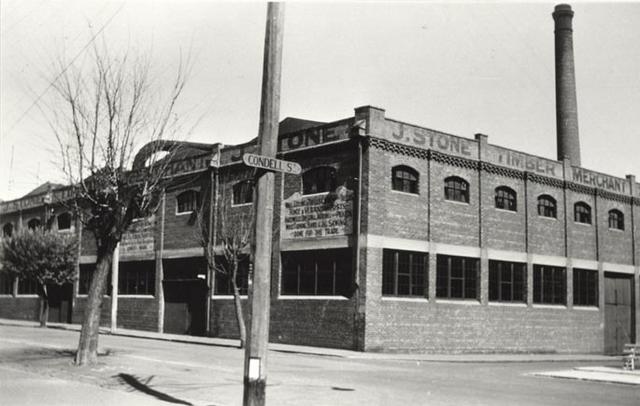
[530,366,640,386]
[0,317,618,363]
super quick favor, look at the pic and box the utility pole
[243,3,284,406]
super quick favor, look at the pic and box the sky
[1,0,639,201]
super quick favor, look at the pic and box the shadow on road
[115,373,193,405]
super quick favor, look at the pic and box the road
[0,325,637,406]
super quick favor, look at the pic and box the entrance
[162,257,208,336]
[604,272,635,354]
[47,283,73,323]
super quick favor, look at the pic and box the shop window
[0,273,14,294]
[27,218,42,230]
[78,264,112,295]
[214,255,249,295]
[18,278,38,295]
[489,260,525,302]
[302,166,336,195]
[57,212,72,231]
[232,180,253,205]
[573,268,598,307]
[118,261,155,295]
[608,209,624,230]
[176,190,199,214]
[391,166,419,194]
[495,186,517,211]
[537,195,557,218]
[281,249,351,296]
[444,176,469,203]
[533,265,565,305]
[436,255,479,300]
[574,202,591,224]
[2,223,13,237]
[382,250,427,297]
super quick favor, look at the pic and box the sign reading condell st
[243,153,302,175]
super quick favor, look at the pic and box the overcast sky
[1,1,639,201]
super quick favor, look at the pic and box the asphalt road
[0,325,638,406]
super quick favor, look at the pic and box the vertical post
[207,145,221,335]
[110,243,120,333]
[243,3,285,406]
[157,193,166,333]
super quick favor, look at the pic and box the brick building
[0,4,638,353]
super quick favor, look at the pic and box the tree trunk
[232,280,246,349]
[39,284,49,328]
[75,246,114,366]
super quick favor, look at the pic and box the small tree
[1,229,77,327]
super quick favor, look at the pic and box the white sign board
[242,153,301,175]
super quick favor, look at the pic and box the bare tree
[197,181,253,348]
[44,42,192,366]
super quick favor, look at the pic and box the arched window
[608,209,624,230]
[176,190,199,214]
[2,223,13,238]
[57,212,72,231]
[27,218,41,230]
[303,166,336,195]
[495,186,517,211]
[233,180,253,205]
[391,166,419,194]
[444,176,469,203]
[537,195,557,218]
[574,202,592,224]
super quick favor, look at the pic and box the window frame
[78,264,112,296]
[391,166,419,195]
[232,180,254,206]
[302,166,337,195]
[573,268,598,307]
[608,209,624,231]
[382,249,428,298]
[2,222,13,238]
[489,260,526,303]
[27,218,42,230]
[533,264,566,305]
[17,277,39,296]
[436,255,479,300]
[0,272,14,295]
[444,176,470,204]
[57,212,73,231]
[117,261,155,296]
[175,190,200,215]
[213,255,250,296]
[573,202,592,225]
[280,249,351,297]
[494,186,517,212]
[537,195,557,219]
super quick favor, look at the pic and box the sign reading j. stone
[386,122,478,158]
[282,186,353,239]
[278,121,351,153]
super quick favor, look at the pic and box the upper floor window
[608,209,624,231]
[233,180,253,205]
[537,195,557,218]
[303,166,336,195]
[444,176,469,203]
[176,190,199,214]
[57,212,72,231]
[27,218,41,230]
[391,166,419,194]
[2,223,13,238]
[574,202,591,224]
[495,186,517,211]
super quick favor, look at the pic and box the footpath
[1,317,638,386]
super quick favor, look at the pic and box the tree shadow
[114,373,193,405]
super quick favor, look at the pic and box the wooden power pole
[243,3,285,406]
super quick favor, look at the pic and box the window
[18,278,38,295]
[436,255,479,300]
[0,273,14,294]
[281,249,351,296]
[79,264,112,295]
[537,195,557,218]
[214,255,250,295]
[391,166,419,194]
[176,190,199,214]
[574,202,591,224]
[533,265,565,305]
[489,260,525,302]
[573,268,598,307]
[495,186,517,211]
[27,218,41,230]
[57,212,72,231]
[382,250,427,297]
[118,261,155,295]
[444,176,469,203]
[232,180,253,205]
[2,223,13,237]
[608,209,624,230]
[302,166,336,195]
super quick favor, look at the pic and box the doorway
[604,272,635,354]
[162,257,208,336]
[47,283,73,323]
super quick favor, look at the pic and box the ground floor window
[118,261,155,295]
[17,278,38,295]
[213,255,249,296]
[533,265,566,305]
[436,255,479,300]
[573,268,598,307]
[79,264,112,295]
[489,260,526,302]
[0,272,14,294]
[281,249,351,296]
[382,249,427,297]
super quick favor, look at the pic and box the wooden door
[604,273,634,354]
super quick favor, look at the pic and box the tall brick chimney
[553,4,581,166]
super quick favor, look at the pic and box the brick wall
[0,297,40,321]
[527,182,566,257]
[481,174,526,251]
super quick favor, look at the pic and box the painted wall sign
[278,121,351,153]
[385,122,478,158]
[242,153,301,175]
[487,145,562,178]
[282,186,353,239]
[572,168,628,194]
[0,188,75,214]
[120,216,155,255]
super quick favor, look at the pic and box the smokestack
[553,4,581,166]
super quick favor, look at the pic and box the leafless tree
[44,42,192,366]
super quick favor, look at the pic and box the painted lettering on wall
[282,186,353,239]
[572,168,628,194]
[389,124,475,157]
[0,187,75,214]
[491,148,560,177]
[120,216,155,255]
[278,123,350,152]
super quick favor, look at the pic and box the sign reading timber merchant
[282,186,353,239]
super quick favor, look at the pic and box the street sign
[242,153,301,175]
